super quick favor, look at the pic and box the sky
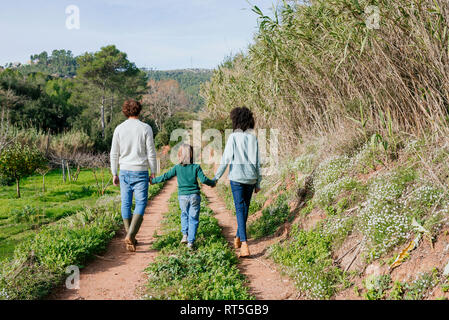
[0,0,277,70]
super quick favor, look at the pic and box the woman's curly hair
[122,99,142,117]
[230,107,255,132]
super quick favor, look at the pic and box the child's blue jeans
[119,170,149,219]
[178,193,201,243]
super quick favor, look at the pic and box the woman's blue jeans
[178,193,201,243]
[119,170,149,219]
[230,180,255,242]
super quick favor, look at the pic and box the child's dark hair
[230,107,255,132]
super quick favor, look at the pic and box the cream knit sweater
[110,119,157,176]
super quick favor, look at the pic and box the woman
[214,107,261,257]
[110,99,157,252]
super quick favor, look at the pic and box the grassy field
[0,168,165,300]
[0,169,120,261]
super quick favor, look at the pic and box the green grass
[143,192,253,300]
[0,169,165,261]
[0,170,119,261]
[0,173,165,300]
[0,200,122,300]
[248,193,290,239]
[216,182,266,217]
[0,169,120,261]
[269,224,347,299]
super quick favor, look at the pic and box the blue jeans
[178,193,201,244]
[119,170,149,219]
[230,180,255,242]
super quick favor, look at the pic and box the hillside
[201,0,449,300]
[145,68,213,111]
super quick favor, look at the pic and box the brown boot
[234,237,241,249]
[239,241,250,258]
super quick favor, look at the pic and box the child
[150,143,216,249]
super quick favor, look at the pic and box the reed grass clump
[203,0,449,150]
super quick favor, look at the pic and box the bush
[0,175,15,187]
[248,194,290,239]
[0,203,122,300]
[202,0,449,150]
[0,142,47,198]
[313,156,351,192]
[270,225,344,299]
[154,115,186,149]
[10,206,43,224]
[358,169,416,260]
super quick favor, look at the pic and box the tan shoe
[234,237,241,249]
[125,236,136,252]
[239,241,250,258]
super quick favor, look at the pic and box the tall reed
[202,0,449,150]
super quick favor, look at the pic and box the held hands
[149,173,156,185]
[113,175,120,187]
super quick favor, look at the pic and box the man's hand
[113,175,120,186]
[255,187,261,194]
[149,173,156,185]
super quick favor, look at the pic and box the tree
[142,79,188,130]
[145,69,213,111]
[154,115,186,149]
[76,45,145,138]
[26,50,77,77]
[0,143,47,198]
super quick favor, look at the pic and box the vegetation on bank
[212,135,449,300]
[199,0,449,300]
[202,0,449,148]
[143,192,253,300]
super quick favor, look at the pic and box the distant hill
[144,68,213,112]
[4,49,213,111]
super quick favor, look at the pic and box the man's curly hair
[122,99,142,117]
[230,107,255,132]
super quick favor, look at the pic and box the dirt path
[50,179,178,300]
[203,186,299,300]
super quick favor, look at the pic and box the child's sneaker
[187,242,194,250]
[181,234,188,244]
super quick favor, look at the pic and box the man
[110,99,157,252]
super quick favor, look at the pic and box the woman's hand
[254,187,261,194]
[113,176,120,186]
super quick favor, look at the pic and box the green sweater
[151,164,216,195]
